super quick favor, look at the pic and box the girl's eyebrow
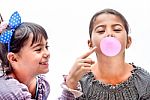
[31,43,42,49]
[112,24,123,28]
[31,42,48,49]
[94,24,123,30]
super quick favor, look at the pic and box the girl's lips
[39,62,49,68]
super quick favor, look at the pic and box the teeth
[40,62,48,65]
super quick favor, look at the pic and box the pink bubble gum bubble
[100,37,121,57]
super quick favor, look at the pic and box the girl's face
[89,13,131,56]
[15,33,50,76]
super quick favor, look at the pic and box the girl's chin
[42,68,49,74]
[38,68,49,75]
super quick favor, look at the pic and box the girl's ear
[88,40,93,48]
[7,52,17,64]
[126,36,132,49]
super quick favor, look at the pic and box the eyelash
[97,30,105,34]
[35,48,42,51]
[114,29,121,32]
[97,29,121,33]
[46,45,49,49]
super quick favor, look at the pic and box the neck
[27,77,36,98]
[9,72,36,98]
[92,56,133,85]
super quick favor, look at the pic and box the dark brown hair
[0,22,48,75]
[89,8,129,38]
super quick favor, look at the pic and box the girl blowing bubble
[0,11,50,100]
[59,8,150,100]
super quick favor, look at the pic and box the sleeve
[140,80,150,100]
[61,82,83,98]
[136,68,150,100]
[35,75,50,100]
[16,83,33,100]
[0,78,33,100]
[58,90,76,100]
[58,75,83,100]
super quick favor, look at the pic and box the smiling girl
[0,11,50,100]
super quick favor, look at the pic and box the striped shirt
[59,65,150,100]
[0,75,50,100]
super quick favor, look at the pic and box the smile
[39,62,48,65]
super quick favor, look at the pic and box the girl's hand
[66,47,96,89]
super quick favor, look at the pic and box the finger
[80,47,97,59]
[79,63,92,67]
[69,66,91,84]
[80,58,95,65]
[75,66,91,75]
[81,66,91,72]
[78,66,92,75]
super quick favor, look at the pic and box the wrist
[63,75,78,89]
[66,77,78,89]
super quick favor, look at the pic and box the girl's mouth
[39,62,48,65]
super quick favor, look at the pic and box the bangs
[31,32,45,46]
[10,22,48,53]
[27,22,48,46]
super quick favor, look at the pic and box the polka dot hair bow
[0,11,21,51]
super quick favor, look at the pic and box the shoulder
[133,65,150,97]
[133,64,150,86]
[133,65,150,82]
[0,75,32,99]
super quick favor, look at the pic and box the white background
[1,0,150,99]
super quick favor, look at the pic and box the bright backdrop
[1,0,150,99]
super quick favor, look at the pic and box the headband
[0,11,21,51]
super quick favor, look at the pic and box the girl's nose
[43,49,50,58]
[106,33,115,37]
[106,31,115,37]
[105,28,115,37]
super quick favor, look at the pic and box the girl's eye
[96,30,105,34]
[114,29,121,32]
[46,45,49,50]
[35,48,42,51]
